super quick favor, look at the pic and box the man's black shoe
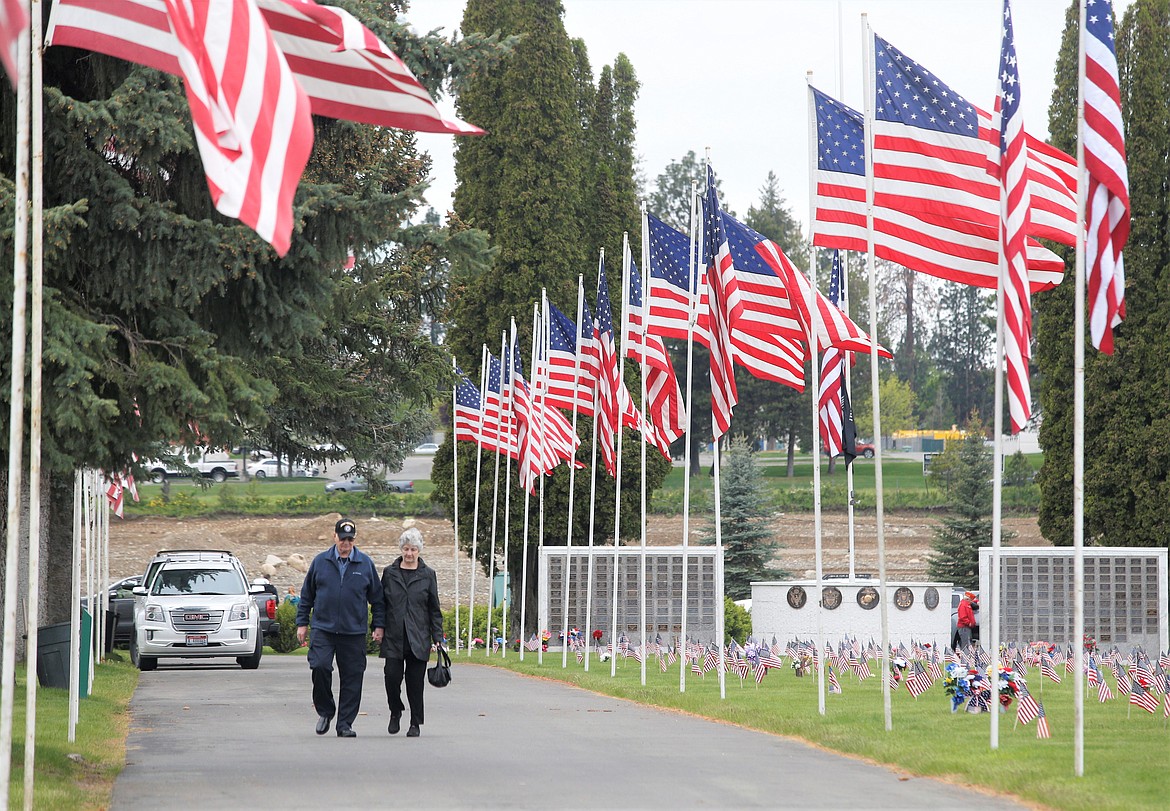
[388,715,401,735]
[315,715,332,735]
[406,724,420,738]
[336,726,357,738]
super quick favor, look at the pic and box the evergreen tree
[0,4,504,627]
[926,419,1009,587]
[1038,0,1170,550]
[436,0,667,635]
[701,435,783,599]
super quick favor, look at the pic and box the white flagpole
[806,72,827,717]
[83,472,94,692]
[485,333,508,657]
[988,3,1010,750]
[24,4,45,798]
[519,309,539,661]
[451,358,461,652]
[1073,0,1088,777]
[466,344,489,656]
[0,15,31,795]
[636,217,649,687]
[611,234,630,679]
[68,471,82,742]
[536,300,550,666]
[862,14,892,731]
[562,278,585,668]
[845,256,857,580]
[501,329,516,658]
[837,0,857,585]
[704,150,726,701]
[584,253,604,672]
[680,182,699,693]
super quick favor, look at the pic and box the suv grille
[170,609,224,632]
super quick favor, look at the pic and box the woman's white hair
[398,527,424,550]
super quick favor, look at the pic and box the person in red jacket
[957,591,979,649]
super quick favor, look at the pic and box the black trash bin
[36,621,72,689]
[36,612,91,695]
[102,609,117,654]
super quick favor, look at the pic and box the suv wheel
[150,469,166,483]
[238,635,263,670]
[863,448,875,459]
[210,468,227,483]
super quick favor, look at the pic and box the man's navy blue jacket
[296,546,385,635]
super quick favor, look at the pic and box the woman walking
[381,527,444,737]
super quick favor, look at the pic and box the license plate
[184,613,210,622]
[186,634,208,646]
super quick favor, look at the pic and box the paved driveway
[114,657,1023,810]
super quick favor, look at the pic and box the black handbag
[427,646,452,688]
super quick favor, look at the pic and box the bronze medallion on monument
[786,585,807,609]
[856,586,879,610]
[821,586,842,610]
[893,586,914,610]
[923,586,940,610]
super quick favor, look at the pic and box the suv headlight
[144,604,166,623]
[228,602,250,622]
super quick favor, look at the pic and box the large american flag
[545,300,597,417]
[647,212,805,390]
[166,0,315,257]
[0,0,26,88]
[46,0,482,135]
[45,0,481,256]
[624,259,686,459]
[452,367,482,444]
[1083,0,1130,354]
[480,352,517,459]
[594,259,623,476]
[702,166,740,439]
[818,251,849,460]
[811,83,1065,291]
[997,0,1033,434]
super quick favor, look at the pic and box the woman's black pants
[384,649,427,725]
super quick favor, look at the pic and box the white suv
[131,552,263,671]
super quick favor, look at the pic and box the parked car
[246,458,319,478]
[324,478,414,493]
[83,575,141,645]
[142,448,239,483]
[131,550,264,671]
[413,443,439,454]
[855,442,876,459]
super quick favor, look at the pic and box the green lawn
[6,657,138,809]
[467,654,1168,811]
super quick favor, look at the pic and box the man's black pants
[384,649,428,725]
[308,631,367,729]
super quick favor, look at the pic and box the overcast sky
[407,0,1125,235]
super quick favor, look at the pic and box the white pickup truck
[143,449,239,483]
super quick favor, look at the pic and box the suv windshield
[151,567,246,596]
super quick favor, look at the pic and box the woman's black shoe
[406,724,420,737]
[388,715,401,735]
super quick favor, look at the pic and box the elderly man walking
[296,517,384,737]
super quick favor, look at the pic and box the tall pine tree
[1038,0,1170,551]
[435,1,667,635]
[701,434,783,599]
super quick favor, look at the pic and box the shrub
[725,597,751,644]
[271,599,302,653]
[443,604,505,648]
